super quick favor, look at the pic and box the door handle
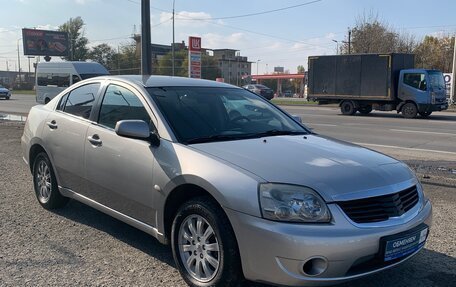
[87,134,102,146]
[46,120,58,129]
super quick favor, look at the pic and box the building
[133,35,251,84]
[0,71,34,89]
[212,49,251,86]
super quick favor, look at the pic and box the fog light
[302,257,328,276]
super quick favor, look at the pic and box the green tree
[115,42,140,75]
[414,35,454,72]
[157,50,187,76]
[58,16,89,61]
[297,65,305,74]
[87,43,116,70]
[157,50,221,80]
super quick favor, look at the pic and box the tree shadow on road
[52,200,176,268]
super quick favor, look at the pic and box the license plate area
[380,224,428,262]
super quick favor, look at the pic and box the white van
[35,61,109,104]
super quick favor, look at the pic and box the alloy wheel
[178,214,220,283]
[36,160,52,203]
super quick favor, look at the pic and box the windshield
[148,87,308,144]
[428,71,445,90]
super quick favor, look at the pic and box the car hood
[0,88,9,92]
[190,135,416,201]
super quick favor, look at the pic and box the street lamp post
[17,38,22,88]
[332,39,339,55]
[172,0,175,76]
[256,59,261,75]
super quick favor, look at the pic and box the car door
[400,72,430,104]
[84,83,157,226]
[42,82,102,191]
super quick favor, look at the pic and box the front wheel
[401,103,418,118]
[33,152,69,209]
[171,196,243,287]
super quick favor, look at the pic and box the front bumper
[225,200,432,286]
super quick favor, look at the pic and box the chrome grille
[337,186,419,224]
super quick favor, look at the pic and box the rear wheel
[33,152,68,209]
[358,105,372,115]
[44,98,50,104]
[402,103,418,119]
[171,196,243,287]
[419,111,432,118]
[340,101,356,115]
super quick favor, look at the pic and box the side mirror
[291,115,302,123]
[115,120,159,146]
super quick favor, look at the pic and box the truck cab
[398,69,448,117]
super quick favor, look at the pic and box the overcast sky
[1,0,456,74]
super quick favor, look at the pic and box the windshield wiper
[186,134,245,144]
[251,129,308,138]
[186,130,308,144]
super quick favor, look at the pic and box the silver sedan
[21,75,432,287]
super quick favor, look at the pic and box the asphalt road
[0,122,455,287]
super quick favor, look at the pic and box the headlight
[259,183,331,223]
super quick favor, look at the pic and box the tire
[171,196,243,287]
[32,152,69,210]
[419,111,432,118]
[44,98,50,104]
[340,101,356,115]
[401,102,418,119]
[358,105,372,115]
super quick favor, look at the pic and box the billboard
[188,36,201,78]
[22,28,69,57]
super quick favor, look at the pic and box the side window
[63,83,100,119]
[404,73,427,91]
[98,85,152,130]
[57,93,69,111]
[37,73,70,87]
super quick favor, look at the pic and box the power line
[181,0,323,20]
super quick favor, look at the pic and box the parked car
[242,84,274,100]
[0,85,11,100]
[283,90,293,97]
[22,75,432,287]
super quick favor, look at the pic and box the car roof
[93,75,240,89]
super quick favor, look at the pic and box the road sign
[188,36,202,79]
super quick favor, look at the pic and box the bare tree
[340,12,416,54]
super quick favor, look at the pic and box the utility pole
[141,0,152,75]
[172,0,175,76]
[348,28,351,54]
[17,38,22,88]
[451,36,456,105]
